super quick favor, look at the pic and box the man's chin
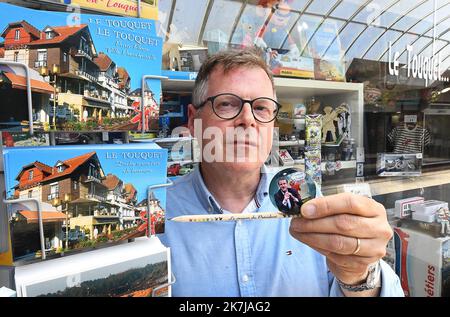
[217,160,264,173]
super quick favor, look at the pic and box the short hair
[192,48,276,108]
[278,177,288,184]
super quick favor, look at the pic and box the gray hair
[192,48,276,109]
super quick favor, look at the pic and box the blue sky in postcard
[3,144,167,204]
[0,3,162,90]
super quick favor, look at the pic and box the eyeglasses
[198,93,282,123]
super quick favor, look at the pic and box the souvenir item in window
[313,59,345,82]
[305,114,322,149]
[276,149,294,166]
[305,150,321,186]
[321,106,338,143]
[387,118,431,154]
[376,153,422,176]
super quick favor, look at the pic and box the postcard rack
[0,61,35,135]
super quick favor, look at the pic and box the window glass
[352,0,397,24]
[329,0,368,20]
[203,0,242,44]
[363,29,402,61]
[305,0,339,15]
[344,26,384,63]
[167,0,208,44]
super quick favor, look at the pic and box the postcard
[3,143,167,263]
[15,236,170,297]
[0,3,162,133]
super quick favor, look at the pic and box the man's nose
[235,102,256,127]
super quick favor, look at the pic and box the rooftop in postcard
[3,144,168,205]
[0,3,162,88]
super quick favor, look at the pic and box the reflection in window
[231,3,271,45]
[329,0,368,20]
[286,14,322,56]
[409,3,450,35]
[203,0,242,45]
[168,0,208,44]
[232,1,301,50]
[363,30,401,61]
[326,22,365,60]
[309,18,344,58]
[345,26,384,63]
[424,16,450,38]
[156,0,173,40]
[353,0,397,24]
[399,36,432,60]
[377,0,419,28]
[390,0,434,32]
[305,0,339,15]
[420,39,447,57]
[380,33,418,63]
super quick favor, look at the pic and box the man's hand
[289,193,393,291]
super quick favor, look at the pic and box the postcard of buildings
[0,2,162,132]
[15,236,170,297]
[3,143,167,262]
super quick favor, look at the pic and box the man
[274,177,301,215]
[160,49,403,297]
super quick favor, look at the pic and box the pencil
[169,212,301,222]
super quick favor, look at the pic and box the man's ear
[188,104,198,137]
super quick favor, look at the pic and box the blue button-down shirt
[159,166,404,297]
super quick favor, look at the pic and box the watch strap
[337,261,381,292]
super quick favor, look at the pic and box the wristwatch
[337,261,382,292]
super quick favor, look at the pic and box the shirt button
[242,274,249,283]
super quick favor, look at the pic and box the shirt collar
[191,164,272,214]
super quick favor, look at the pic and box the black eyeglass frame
[197,93,282,123]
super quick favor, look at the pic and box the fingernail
[302,204,316,217]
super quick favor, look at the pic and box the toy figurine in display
[436,208,450,236]
[336,103,351,140]
[321,106,339,143]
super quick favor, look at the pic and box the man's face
[278,179,288,191]
[188,66,275,173]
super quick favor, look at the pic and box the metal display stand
[2,196,46,260]
[140,74,169,134]
[0,61,34,135]
[147,178,173,237]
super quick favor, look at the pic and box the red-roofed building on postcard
[0,20,132,131]
[9,151,141,258]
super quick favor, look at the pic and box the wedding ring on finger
[352,237,361,255]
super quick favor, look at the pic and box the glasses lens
[212,94,242,119]
[252,98,278,122]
